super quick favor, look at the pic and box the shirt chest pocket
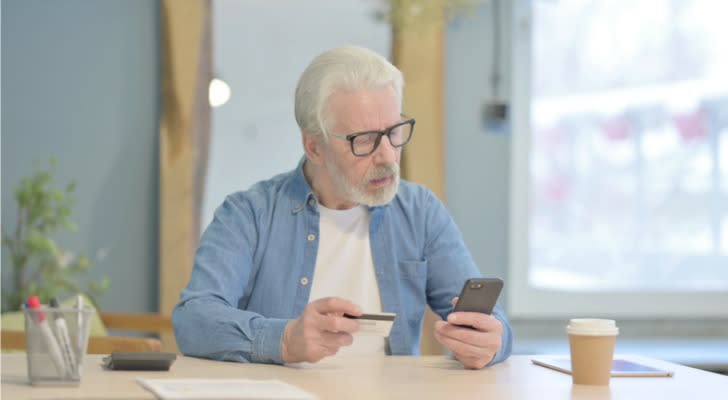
[396,260,428,337]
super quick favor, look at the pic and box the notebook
[531,356,674,377]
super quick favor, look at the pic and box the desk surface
[2,353,727,399]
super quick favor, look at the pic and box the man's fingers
[437,322,501,350]
[447,312,502,333]
[306,344,336,363]
[307,297,361,333]
[317,313,360,334]
[437,332,483,355]
[283,297,365,364]
[312,297,362,316]
[307,332,352,361]
[434,320,498,369]
[434,323,477,353]
[321,331,354,347]
[439,335,494,369]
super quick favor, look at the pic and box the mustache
[366,164,399,181]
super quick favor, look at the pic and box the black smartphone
[453,277,504,315]
[103,352,177,371]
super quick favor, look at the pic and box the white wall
[202,0,391,229]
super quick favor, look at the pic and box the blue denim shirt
[173,160,512,365]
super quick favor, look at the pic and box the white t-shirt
[308,205,385,356]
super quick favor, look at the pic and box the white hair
[294,45,404,139]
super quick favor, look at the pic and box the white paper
[136,378,318,400]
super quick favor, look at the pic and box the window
[510,0,728,317]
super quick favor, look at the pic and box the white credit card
[344,312,396,336]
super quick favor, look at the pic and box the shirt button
[294,203,301,210]
[308,198,316,207]
[300,277,309,285]
[307,234,316,241]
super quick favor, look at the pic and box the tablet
[531,356,674,377]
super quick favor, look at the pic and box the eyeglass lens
[351,122,413,156]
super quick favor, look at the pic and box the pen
[75,294,84,358]
[50,298,78,376]
[26,295,67,376]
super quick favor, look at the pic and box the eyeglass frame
[326,114,416,157]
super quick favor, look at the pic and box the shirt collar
[290,156,317,214]
[288,155,391,214]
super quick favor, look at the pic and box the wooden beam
[159,0,211,352]
[391,3,446,355]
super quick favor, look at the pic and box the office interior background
[2,0,726,373]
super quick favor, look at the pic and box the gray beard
[326,159,400,207]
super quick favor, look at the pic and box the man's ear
[302,131,325,166]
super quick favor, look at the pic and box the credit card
[344,312,396,336]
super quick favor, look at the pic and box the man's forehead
[336,113,402,132]
[327,88,401,132]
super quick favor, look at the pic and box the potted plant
[2,158,109,312]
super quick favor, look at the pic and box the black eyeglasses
[328,114,416,157]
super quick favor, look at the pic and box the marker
[50,298,77,376]
[26,296,67,376]
[75,295,85,358]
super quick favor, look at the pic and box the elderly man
[173,45,512,369]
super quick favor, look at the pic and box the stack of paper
[136,378,318,400]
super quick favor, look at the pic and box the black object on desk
[103,352,176,371]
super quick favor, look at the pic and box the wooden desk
[2,354,727,399]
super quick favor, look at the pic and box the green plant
[2,158,109,312]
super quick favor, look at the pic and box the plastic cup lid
[567,318,619,336]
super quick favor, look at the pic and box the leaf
[51,189,64,202]
[17,182,33,206]
[63,220,78,232]
[35,171,51,188]
[58,206,71,218]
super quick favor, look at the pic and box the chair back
[2,311,174,353]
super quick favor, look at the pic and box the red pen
[26,295,67,376]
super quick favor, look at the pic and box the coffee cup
[567,319,619,385]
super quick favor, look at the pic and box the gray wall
[446,3,511,303]
[1,0,160,312]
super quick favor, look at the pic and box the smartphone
[103,352,176,371]
[453,277,504,315]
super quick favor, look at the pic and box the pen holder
[24,306,94,386]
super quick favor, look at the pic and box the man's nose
[372,134,398,163]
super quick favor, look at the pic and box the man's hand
[433,297,503,369]
[280,297,362,363]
